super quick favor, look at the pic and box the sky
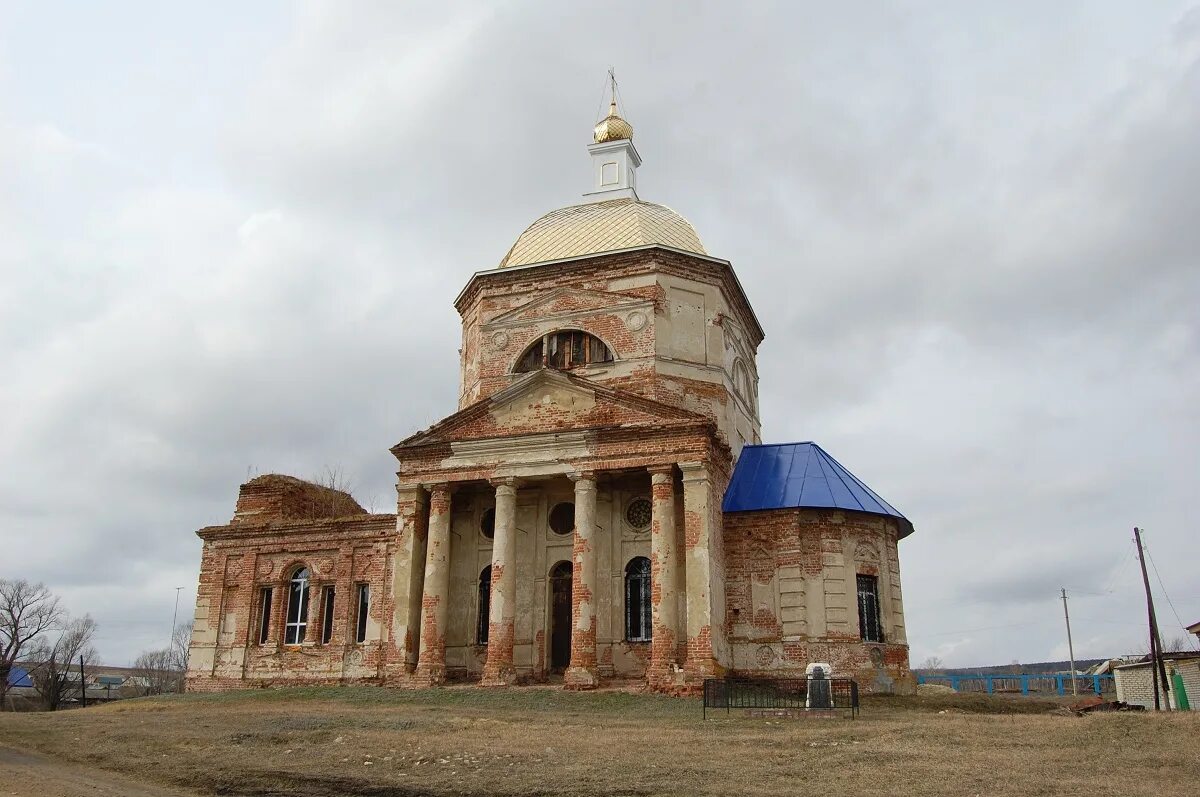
[1,1,1198,669]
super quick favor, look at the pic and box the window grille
[257,587,273,645]
[355,583,370,644]
[320,586,335,644]
[477,566,492,645]
[284,568,310,644]
[625,497,652,530]
[625,557,652,642]
[857,574,883,643]
[514,330,614,373]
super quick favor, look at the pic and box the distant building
[185,88,915,695]
[1113,652,1200,710]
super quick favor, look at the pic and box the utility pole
[1133,527,1171,711]
[78,654,86,709]
[1060,588,1077,696]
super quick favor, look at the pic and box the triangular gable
[482,286,652,329]
[393,369,706,451]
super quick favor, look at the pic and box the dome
[593,100,634,143]
[498,198,706,268]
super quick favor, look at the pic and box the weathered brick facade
[186,112,913,695]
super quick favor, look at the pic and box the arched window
[477,566,492,645]
[284,566,310,644]
[515,330,614,373]
[732,359,755,412]
[625,557,652,642]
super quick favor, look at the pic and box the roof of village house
[498,198,705,268]
[723,442,914,538]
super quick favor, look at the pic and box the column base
[480,664,517,687]
[563,666,600,690]
[411,663,446,687]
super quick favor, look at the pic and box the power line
[1144,538,1200,651]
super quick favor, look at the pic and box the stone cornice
[454,246,764,347]
[196,514,396,543]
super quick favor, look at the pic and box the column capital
[489,476,519,493]
[423,482,452,497]
[648,464,675,481]
[396,483,428,502]
[568,470,597,483]
[678,461,710,483]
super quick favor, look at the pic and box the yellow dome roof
[593,100,633,143]
[498,198,706,268]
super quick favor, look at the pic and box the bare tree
[172,620,193,672]
[132,621,194,696]
[132,648,181,695]
[29,615,97,711]
[0,579,63,710]
[919,656,945,672]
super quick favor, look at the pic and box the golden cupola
[593,99,633,143]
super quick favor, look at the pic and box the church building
[185,91,915,695]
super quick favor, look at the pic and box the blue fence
[917,673,1115,696]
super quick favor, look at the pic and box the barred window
[320,586,335,644]
[515,330,614,373]
[257,587,273,645]
[625,557,652,642]
[477,566,492,645]
[857,574,884,643]
[284,568,309,644]
[355,583,370,644]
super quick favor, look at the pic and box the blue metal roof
[723,442,913,537]
[6,666,32,688]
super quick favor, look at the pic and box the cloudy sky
[2,1,1197,669]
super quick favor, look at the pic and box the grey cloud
[1,1,1197,667]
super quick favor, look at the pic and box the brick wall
[722,507,913,693]
[186,477,397,692]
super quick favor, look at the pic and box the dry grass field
[0,685,1197,797]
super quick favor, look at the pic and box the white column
[648,465,680,687]
[414,483,451,686]
[482,478,518,686]
[565,472,599,689]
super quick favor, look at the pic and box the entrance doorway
[549,561,573,673]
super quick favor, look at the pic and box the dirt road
[0,746,198,797]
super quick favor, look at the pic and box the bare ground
[0,685,1196,797]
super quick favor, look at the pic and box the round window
[548,502,575,535]
[480,508,495,539]
[626,498,652,530]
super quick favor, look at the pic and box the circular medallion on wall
[755,645,776,667]
[257,560,274,578]
[491,331,510,350]
[346,649,364,666]
[869,646,886,666]
[625,497,652,531]
[317,558,335,576]
[625,310,647,332]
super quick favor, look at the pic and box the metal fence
[703,678,859,719]
[916,673,1116,696]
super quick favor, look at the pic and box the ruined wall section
[232,474,365,524]
[186,513,396,692]
[722,508,913,693]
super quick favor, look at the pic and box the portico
[389,433,728,690]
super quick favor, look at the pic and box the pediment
[482,286,652,330]
[393,369,706,451]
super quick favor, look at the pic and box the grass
[1,685,1197,796]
